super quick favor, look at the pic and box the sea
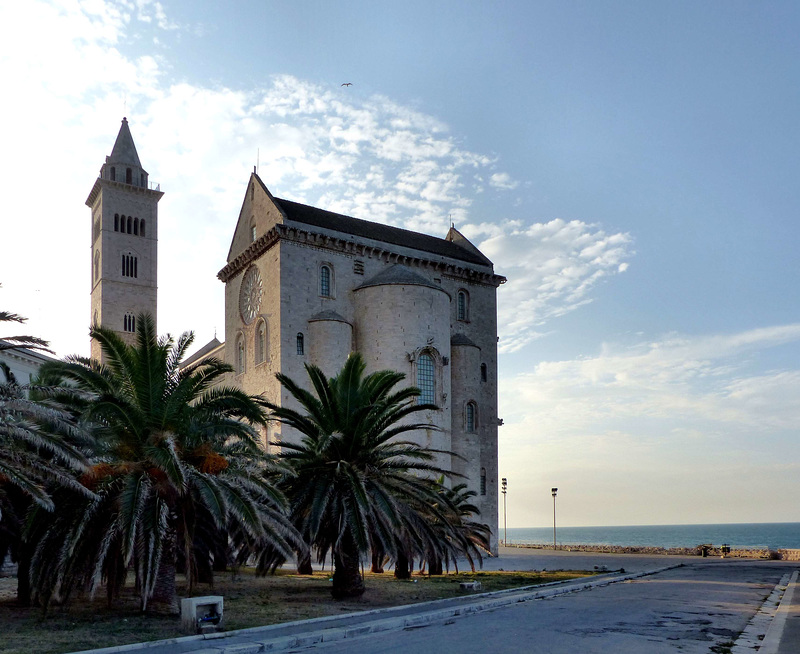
[504,523,800,550]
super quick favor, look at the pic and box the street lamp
[501,478,508,546]
[551,487,558,550]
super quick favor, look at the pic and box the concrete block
[181,595,224,634]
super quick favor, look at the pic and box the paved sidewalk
[764,569,800,654]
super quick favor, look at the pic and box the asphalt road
[291,561,794,654]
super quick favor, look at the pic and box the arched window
[480,363,487,382]
[123,313,136,333]
[127,216,132,234]
[126,167,132,184]
[121,254,138,278]
[296,332,304,355]
[250,223,257,243]
[417,353,435,405]
[465,401,477,432]
[236,334,245,375]
[319,264,332,297]
[140,219,146,237]
[114,214,119,231]
[93,250,100,282]
[140,172,145,187]
[133,218,139,236]
[256,319,267,364]
[110,166,116,181]
[457,290,469,321]
[480,468,487,496]
[93,310,99,327]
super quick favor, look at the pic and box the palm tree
[0,308,92,605]
[35,313,300,613]
[261,353,451,598]
[0,308,52,355]
[420,481,491,575]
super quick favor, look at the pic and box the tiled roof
[274,198,493,267]
[308,310,350,323]
[354,264,444,292]
[451,333,479,348]
[181,337,223,368]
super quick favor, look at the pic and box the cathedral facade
[89,120,505,553]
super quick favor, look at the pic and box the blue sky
[1,0,798,528]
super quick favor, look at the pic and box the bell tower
[85,117,163,360]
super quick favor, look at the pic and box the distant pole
[551,488,558,550]
[501,478,508,546]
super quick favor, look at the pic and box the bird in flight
[341,82,353,87]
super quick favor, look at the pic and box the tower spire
[98,117,148,188]
[108,117,142,168]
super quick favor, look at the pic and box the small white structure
[459,581,482,591]
[181,595,224,634]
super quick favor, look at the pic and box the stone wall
[504,543,800,560]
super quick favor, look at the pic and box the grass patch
[0,568,592,654]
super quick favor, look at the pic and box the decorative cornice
[217,223,507,287]
[0,342,57,365]
[85,177,165,208]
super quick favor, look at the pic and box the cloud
[489,172,519,190]
[500,324,800,436]
[465,220,633,353]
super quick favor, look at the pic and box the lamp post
[551,487,558,550]
[501,478,508,546]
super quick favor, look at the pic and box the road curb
[68,564,682,654]
[758,569,799,654]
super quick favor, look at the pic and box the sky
[1,0,798,529]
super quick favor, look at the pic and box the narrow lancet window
[466,401,477,432]
[457,290,469,321]
[320,265,331,297]
[256,320,267,364]
[417,353,435,405]
[236,335,245,374]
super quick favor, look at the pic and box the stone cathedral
[88,119,505,553]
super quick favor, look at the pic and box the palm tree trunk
[394,551,411,580]
[428,555,443,576]
[212,540,228,572]
[16,549,31,607]
[147,532,179,614]
[332,540,364,599]
[296,549,313,575]
[370,548,385,573]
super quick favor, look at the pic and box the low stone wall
[504,543,800,561]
